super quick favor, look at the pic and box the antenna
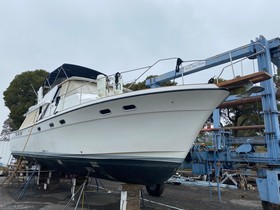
[30,84,38,98]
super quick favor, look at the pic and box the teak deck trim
[216,72,271,90]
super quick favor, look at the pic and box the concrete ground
[0,176,262,210]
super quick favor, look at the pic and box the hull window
[49,123,54,127]
[123,104,136,111]
[100,109,111,115]
[59,119,66,124]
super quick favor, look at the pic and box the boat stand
[36,164,54,190]
[14,165,38,199]
[63,172,90,210]
[120,184,143,210]
[65,179,144,210]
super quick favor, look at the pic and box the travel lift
[147,35,280,209]
[5,36,280,210]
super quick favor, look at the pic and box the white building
[0,123,12,166]
[0,138,11,166]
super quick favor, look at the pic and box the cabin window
[56,80,98,111]
[19,109,39,129]
[65,80,97,97]
[55,96,61,106]
[123,104,136,111]
[52,86,61,103]
[100,109,111,115]
[37,127,41,131]
[49,123,54,127]
[59,119,66,124]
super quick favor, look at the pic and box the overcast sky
[1,0,280,127]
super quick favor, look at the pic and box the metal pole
[229,52,236,78]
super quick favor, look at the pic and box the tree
[0,118,12,141]
[217,76,264,137]
[124,75,177,91]
[221,102,263,137]
[3,70,48,130]
[201,76,264,137]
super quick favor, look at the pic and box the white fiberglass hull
[10,84,228,184]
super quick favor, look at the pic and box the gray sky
[1,0,280,126]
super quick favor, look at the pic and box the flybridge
[43,64,105,88]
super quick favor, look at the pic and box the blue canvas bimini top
[44,63,105,88]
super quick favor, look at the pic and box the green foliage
[195,131,213,145]
[213,77,226,84]
[124,75,177,91]
[3,70,48,130]
[219,75,264,137]
[0,118,12,140]
[221,102,263,137]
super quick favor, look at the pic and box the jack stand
[35,165,53,190]
[46,171,52,185]
[43,171,52,190]
[71,178,76,201]
[120,184,143,210]
[14,165,38,199]
[63,177,88,210]
[64,172,90,210]
[36,164,41,186]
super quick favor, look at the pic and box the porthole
[123,104,136,111]
[49,123,54,127]
[37,127,41,131]
[59,119,66,124]
[100,109,111,115]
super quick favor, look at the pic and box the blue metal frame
[147,35,280,205]
[146,36,280,87]
[257,37,280,161]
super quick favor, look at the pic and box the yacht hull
[10,85,228,184]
